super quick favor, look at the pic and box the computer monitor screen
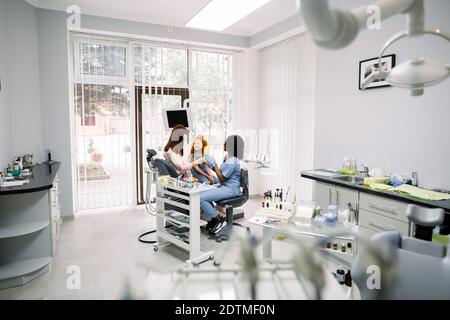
[163,108,191,130]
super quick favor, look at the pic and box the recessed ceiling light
[185,0,271,32]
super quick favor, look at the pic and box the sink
[332,175,365,184]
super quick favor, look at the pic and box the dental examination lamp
[301,0,450,96]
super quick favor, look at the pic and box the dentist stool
[407,204,444,241]
[215,168,249,241]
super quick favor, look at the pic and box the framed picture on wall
[359,54,396,90]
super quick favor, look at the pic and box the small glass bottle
[344,270,352,287]
[347,242,353,254]
[336,268,346,285]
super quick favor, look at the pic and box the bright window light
[185,0,271,32]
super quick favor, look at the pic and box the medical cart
[155,181,216,265]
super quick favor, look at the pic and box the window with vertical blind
[73,36,134,210]
[260,34,316,202]
[73,34,236,208]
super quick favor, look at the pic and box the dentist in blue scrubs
[200,135,244,235]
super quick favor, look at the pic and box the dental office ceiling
[26,0,299,36]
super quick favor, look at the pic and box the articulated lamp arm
[301,0,416,49]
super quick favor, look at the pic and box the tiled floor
[0,200,255,299]
[0,199,343,300]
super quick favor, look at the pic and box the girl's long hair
[191,135,209,158]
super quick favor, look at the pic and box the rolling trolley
[154,181,216,265]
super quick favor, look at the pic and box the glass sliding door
[134,46,234,203]
[190,50,233,161]
[134,45,189,203]
[73,36,134,210]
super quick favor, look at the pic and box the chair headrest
[406,204,444,227]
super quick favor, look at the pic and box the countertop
[0,162,60,195]
[301,170,450,212]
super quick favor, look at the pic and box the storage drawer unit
[358,225,379,240]
[359,208,409,236]
[360,193,408,223]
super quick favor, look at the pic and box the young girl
[190,135,218,184]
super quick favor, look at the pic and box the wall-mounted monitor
[162,108,192,131]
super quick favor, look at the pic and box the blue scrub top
[220,156,241,194]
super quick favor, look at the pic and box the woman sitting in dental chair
[200,135,244,235]
[163,124,205,178]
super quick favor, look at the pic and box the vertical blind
[260,34,316,201]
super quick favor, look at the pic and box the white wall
[313,0,450,190]
[37,9,74,216]
[0,0,43,168]
[3,0,43,161]
[0,0,11,167]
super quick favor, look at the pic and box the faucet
[360,165,369,177]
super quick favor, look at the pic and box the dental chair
[214,168,249,242]
[351,204,450,299]
[146,149,179,178]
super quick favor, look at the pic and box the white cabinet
[314,182,334,209]
[314,181,410,239]
[359,193,408,223]
[335,186,359,214]
[359,209,409,236]
[359,193,410,237]
[49,175,61,256]
[314,182,359,213]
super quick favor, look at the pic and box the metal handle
[356,203,360,224]
[336,189,340,207]
[369,222,393,232]
[347,202,358,223]
[368,202,397,215]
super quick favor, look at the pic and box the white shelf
[319,248,353,257]
[0,220,49,239]
[158,210,207,228]
[158,230,190,251]
[0,257,51,280]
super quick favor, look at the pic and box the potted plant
[91,151,103,163]
[84,111,96,126]
[88,139,103,162]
